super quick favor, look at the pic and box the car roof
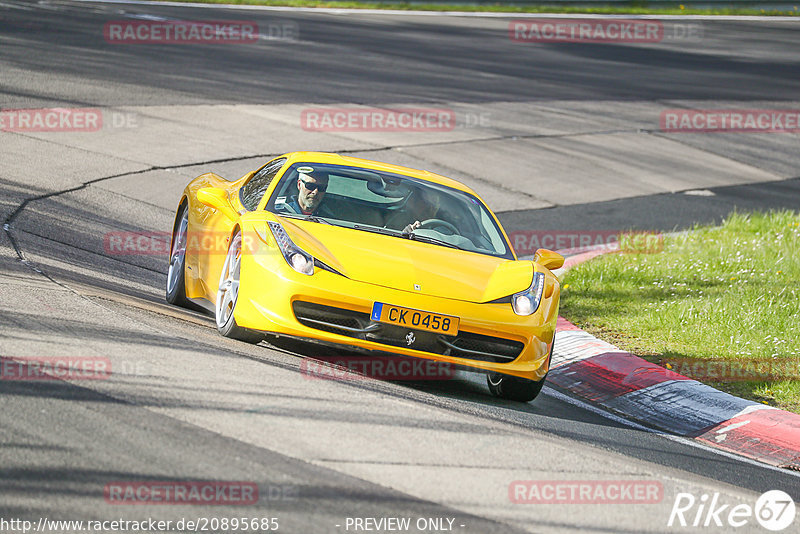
[280,152,477,196]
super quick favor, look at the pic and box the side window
[239,158,287,211]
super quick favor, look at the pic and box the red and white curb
[545,247,800,471]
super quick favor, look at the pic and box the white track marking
[0,1,34,9]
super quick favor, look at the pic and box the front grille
[446,331,524,362]
[292,301,371,334]
[292,301,524,363]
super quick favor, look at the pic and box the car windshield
[265,162,512,258]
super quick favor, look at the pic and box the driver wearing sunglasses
[288,171,331,216]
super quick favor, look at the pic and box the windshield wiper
[352,224,403,237]
[406,232,461,249]
[353,224,462,250]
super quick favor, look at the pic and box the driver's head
[297,172,328,212]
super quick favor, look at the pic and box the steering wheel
[419,218,458,234]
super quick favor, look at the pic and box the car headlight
[268,221,314,276]
[512,272,545,316]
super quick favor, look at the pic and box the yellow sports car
[166,152,563,401]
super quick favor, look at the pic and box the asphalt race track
[1,1,799,532]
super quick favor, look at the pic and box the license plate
[371,302,459,335]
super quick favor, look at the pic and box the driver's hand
[403,220,421,234]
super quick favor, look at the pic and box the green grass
[561,211,800,413]
[152,0,800,16]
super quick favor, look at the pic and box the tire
[487,334,554,402]
[487,372,547,402]
[216,230,263,344]
[166,203,192,308]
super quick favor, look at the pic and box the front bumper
[235,246,559,381]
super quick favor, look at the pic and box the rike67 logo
[668,490,795,531]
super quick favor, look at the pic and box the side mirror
[534,248,564,270]
[197,187,239,222]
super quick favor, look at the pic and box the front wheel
[216,230,262,344]
[166,204,191,307]
[487,372,546,402]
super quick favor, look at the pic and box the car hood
[281,219,532,303]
